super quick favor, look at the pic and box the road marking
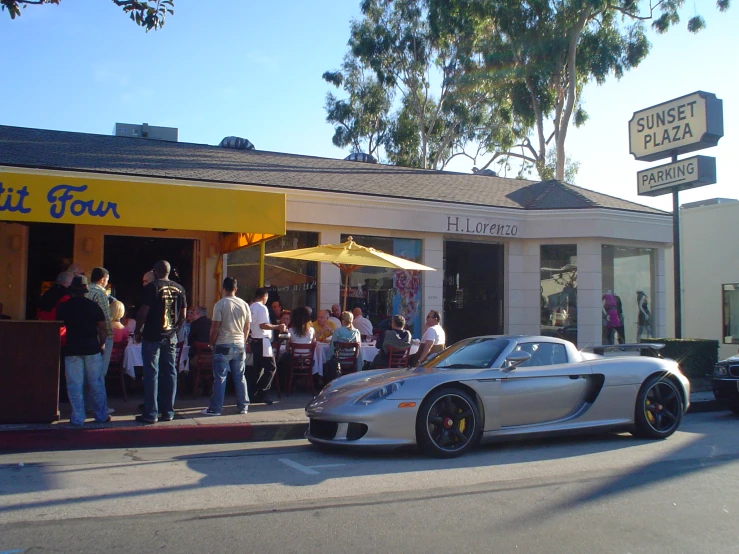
[278,458,346,475]
[279,458,319,475]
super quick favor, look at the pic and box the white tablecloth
[311,342,420,375]
[122,342,190,379]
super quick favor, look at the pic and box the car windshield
[423,337,511,370]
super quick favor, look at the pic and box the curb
[0,421,308,453]
[687,399,726,414]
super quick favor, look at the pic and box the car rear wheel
[632,375,683,439]
[416,387,481,458]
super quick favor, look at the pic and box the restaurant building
[0,124,673,348]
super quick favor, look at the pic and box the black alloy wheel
[633,375,683,439]
[416,387,480,458]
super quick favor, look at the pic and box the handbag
[322,345,342,382]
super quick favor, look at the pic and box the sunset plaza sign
[629,91,723,163]
[629,91,723,338]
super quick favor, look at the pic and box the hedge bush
[640,338,719,380]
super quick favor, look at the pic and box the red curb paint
[0,422,309,452]
[0,423,254,451]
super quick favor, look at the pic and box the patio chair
[191,342,213,398]
[287,340,317,395]
[334,341,359,374]
[386,345,411,369]
[107,339,129,401]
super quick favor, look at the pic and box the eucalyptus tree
[432,0,731,180]
[325,0,520,170]
[2,0,174,30]
[323,56,392,159]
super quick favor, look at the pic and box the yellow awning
[0,170,286,245]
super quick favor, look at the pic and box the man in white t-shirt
[201,277,251,416]
[248,287,286,405]
[352,307,374,339]
[416,310,446,365]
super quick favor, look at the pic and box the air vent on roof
[219,136,255,150]
[344,152,377,164]
[472,167,497,177]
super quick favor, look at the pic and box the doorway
[103,235,195,312]
[443,241,504,345]
[25,223,75,319]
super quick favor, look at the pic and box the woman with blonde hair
[329,311,363,371]
[109,300,130,344]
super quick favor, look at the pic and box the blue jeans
[85,336,113,411]
[66,353,107,425]
[209,343,249,413]
[142,335,178,420]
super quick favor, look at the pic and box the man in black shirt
[135,260,187,424]
[57,275,109,426]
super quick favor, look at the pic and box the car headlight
[714,365,728,376]
[355,380,405,405]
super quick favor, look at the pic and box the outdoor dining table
[122,340,190,379]
[312,340,419,375]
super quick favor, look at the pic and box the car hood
[320,368,415,399]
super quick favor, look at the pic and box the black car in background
[712,355,739,414]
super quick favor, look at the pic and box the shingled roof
[0,125,666,215]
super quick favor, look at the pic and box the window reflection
[722,284,739,344]
[540,245,577,345]
[225,231,318,313]
[601,245,655,344]
[340,234,423,338]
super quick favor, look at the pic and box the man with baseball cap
[56,275,109,425]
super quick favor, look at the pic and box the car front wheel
[416,387,481,458]
[632,375,683,439]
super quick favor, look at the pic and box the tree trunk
[556,7,591,181]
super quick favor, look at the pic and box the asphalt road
[0,411,737,553]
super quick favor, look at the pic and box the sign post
[630,91,723,339]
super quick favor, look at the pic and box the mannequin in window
[614,294,626,344]
[602,290,621,345]
[636,291,652,341]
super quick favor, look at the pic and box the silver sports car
[305,335,690,457]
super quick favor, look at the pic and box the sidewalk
[0,391,312,452]
[0,389,724,453]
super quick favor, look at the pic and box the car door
[499,340,593,428]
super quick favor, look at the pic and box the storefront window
[722,284,739,344]
[225,232,318,313]
[601,245,655,344]
[340,234,423,338]
[540,245,577,344]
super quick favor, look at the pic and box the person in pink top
[602,291,621,345]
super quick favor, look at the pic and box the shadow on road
[2,412,736,516]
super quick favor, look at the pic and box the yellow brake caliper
[646,399,655,424]
[457,408,466,434]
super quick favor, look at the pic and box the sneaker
[95,416,112,424]
[108,408,115,414]
[200,408,221,416]
[261,394,274,406]
[238,407,248,414]
[135,415,157,425]
[159,414,177,422]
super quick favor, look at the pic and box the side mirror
[505,351,531,369]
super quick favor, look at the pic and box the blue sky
[1,0,737,212]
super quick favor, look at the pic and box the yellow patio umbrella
[265,236,436,311]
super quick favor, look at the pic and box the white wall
[666,201,739,360]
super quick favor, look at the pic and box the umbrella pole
[343,269,350,313]
[259,242,265,287]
